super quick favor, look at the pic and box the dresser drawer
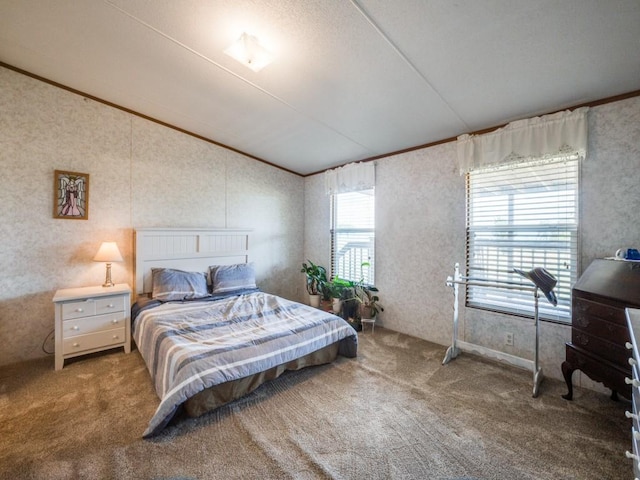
[571,329,631,366]
[62,312,126,338]
[564,344,631,399]
[62,328,125,355]
[572,314,630,346]
[573,297,626,326]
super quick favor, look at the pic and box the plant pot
[308,294,321,308]
[360,304,374,320]
[332,298,342,314]
[348,318,362,331]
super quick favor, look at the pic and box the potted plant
[340,262,384,329]
[300,261,327,308]
[358,286,384,320]
[340,286,364,329]
[326,277,350,314]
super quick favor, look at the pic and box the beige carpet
[0,328,631,479]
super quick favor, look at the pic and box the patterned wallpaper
[305,96,640,389]
[0,66,304,367]
[2,60,638,392]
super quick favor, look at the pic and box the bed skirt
[184,342,340,417]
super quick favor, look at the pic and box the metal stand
[442,263,544,398]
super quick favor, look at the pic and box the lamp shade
[93,242,123,263]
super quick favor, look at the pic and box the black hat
[513,267,558,306]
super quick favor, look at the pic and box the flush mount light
[224,32,274,72]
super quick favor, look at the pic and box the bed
[132,228,358,437]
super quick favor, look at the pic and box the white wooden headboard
[134,228,251,296]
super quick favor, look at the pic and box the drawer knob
[113,335,119,339]
[107,304,114,308]
[626,450,639,461]
[628,342,635,350]
[626,411,639,421]
[634,431,640,441]
[72,342,80,348]
[72,326,80,331]
[111,319,119,324]
[625,377,640,388]
[631,358,639,367]
[75,308,84,313]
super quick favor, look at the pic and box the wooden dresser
[561,259,640,401]
[625,308,640,478]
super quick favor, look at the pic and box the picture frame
[53,170,90,220]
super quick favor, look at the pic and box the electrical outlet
[504,332,514,346]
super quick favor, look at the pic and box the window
[466,156,579,322]
[331,189,375,285]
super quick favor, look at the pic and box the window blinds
[466,157,579,321]
[331,189,375,285]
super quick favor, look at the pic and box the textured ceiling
[1,0,639,175]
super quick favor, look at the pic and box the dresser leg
[561,361,574,400]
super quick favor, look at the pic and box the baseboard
[456,340,534,371]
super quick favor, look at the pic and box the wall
[305,97,640,389]
[0,66,304,367]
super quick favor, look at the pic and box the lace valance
[457,107,589,174]
[325,161,375,195]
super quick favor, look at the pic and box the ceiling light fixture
[224,32,273,72]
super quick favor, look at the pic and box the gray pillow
[210,263,257,294]
[151,268,209,301]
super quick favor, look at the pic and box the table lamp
[93,241,123,287]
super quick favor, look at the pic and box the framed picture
[53,170,90,220]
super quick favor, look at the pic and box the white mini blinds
[465,156,579,321]
[331,189,375,285]
[326,162,376,285]
[459,108,587,322]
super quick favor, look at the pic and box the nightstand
[53,284,131,370]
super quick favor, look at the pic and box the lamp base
[103,263,115,287]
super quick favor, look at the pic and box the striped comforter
[133,291,358,437]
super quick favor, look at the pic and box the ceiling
[1,1,639,176]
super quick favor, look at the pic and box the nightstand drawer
[62,299,97,319]
[63,313,126,338]
[96,296,126,315]
[62,295,126,320]
[62,328,125,355]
